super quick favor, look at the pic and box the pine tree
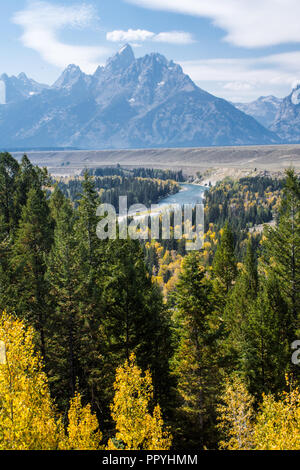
[46,198,81,405]
[49,184,66,223]
[262,169,300,335]
[172,251,220,448]
[13,155,50,224]
[102,238,172,416]
[222,238,259,373]
[71,172,108,414]
[241,275,291,398]
[0,153,20,236]
[213,223,237,295]
[8,187,53,359]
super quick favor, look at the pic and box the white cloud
[180,52,300,101]
[127,0,300,48]
[153,32,195,45]
[107,29,155,42]
[13,1,110,73]
[106,29,195,45]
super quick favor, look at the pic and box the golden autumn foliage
[217,376,254,450]
[0,312,62,450]
[0,312,102,450]
[60,392,103,450]
[218,376,300,451]
[107,353,172,451]
[253,382,300,450]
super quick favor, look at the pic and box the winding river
[157,183,207,208]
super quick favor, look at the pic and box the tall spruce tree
[72,173,108,415]
[172,251,221,449]
[213,223,237,296]
[241,275,291,398]
[8,187,53,359]
[262,169,300,336]
[0,152,20,236]
[223,238,259,372]
[49,185,66,222]
[13,155,50,223]
[101,238,172,417]
[46,197,82,406]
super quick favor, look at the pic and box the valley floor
[12,144,300,178]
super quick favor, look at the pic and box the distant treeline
[205,176,283,234]
[57,174,180,208]
[88,166,185,182]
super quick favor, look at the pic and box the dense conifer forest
[0,152,299,450]
[57,171,180,208]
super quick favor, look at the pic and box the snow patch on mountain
[271,84,300,142]
[291,87,300,105]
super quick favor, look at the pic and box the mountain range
[270,85,300,142]
[234,86,300,143]
[0,45,298,149]
[234,96,283,129]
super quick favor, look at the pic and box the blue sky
[1,0,300,101]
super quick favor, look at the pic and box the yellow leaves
[162,250,171,265]
[146,405,172,451]
[217,376,254,450]
[0,312,104,450]
[61,392,103,450]
[0,311,61,450]
[108,353,172,451]
[203,241,211,250]
[156,245,164,258]
[253,385,300,450]
[218,377,300,451]
[237,262,244,272]
[0,313,172,451]
[150,242,183,298]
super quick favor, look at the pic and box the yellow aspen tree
[146,405,172,451]
[253,382,300,450]
[217,376,254,450]
[107,353,172,450]
[61,392,103,450]
[0,312,63,450]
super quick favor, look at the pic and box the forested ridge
[0,152,299,450]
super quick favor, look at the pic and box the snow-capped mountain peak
[53,64,86,89]
[0,48,280,148]
[106,44,135,72]
[270,83,300,142]
[291,85,300,105]
[0,72,48,104]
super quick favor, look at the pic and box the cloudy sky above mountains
[1,0,300,101]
